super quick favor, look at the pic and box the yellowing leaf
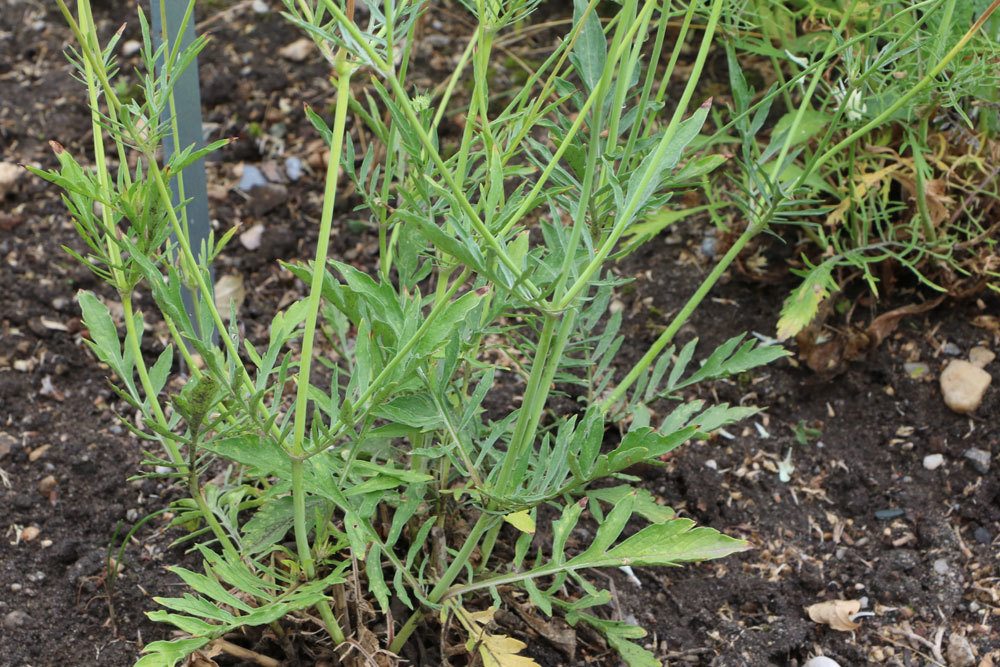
[458,605,542,667]
[478,633,542,667]
[776,262,837,341]
[503,510,536,534]
[805,599,862,631]
[825,165,900,227]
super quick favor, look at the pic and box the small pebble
[0,162,22,198]
[704,459,718,470]
[940,360,992,414]
[803,657,841,667]
[923,453,944,471]
[20,526,40,542]
[3,610,30,629]
[932,558,950,575]
[963,448,992,475]
[279,38,313,63]
[969,346,995,368]
[285,156,303,182]
[969,601,981,612]
[700,235,717,259]
[37,475,57,495]
[120,39,141,57]
[239,223,265,250]
[946,633,975,667]
[942,342,962,356]
[875,508,905,520]
[9,583,21,592]
[973,526,991,545]
[252,0,268,12]
[238,164,267,190]
[249,183,288,216]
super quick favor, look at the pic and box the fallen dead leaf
[866,296,945,347]
[28,444,50,461]
[806,599,862,631]
[39,316,69,332]
[214,274,246,321]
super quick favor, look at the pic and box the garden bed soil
[2,2,998,666]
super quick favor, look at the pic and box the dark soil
[2,2,998,666]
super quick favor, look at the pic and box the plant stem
[120,297,184,467]
[291,55,354,458]
[388,513,496,653]
[557,0,726,310]
[600,221,761,413]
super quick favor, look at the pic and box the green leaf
[373,393,443,430]
[148,345,174,398]
[415,290,482,355]
[762,109,831,161]
[596,519,747,567]
[367,544,390,613]
[135,638,211,667]
[587,485,674,524]
[619,204,722,255]
[626,102,710,217]
[570,0,606,93]
[570,614,660,667]
[776,260,837,341]
[167,567,253,613]
[77,290,124,374]
[242,495,323,554]
[668,334,787,393]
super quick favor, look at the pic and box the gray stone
[946,633,975,667]
[248,183,288,217]
[3,610,30,629]
[963,448,991,475]
[238,164,267,190]
[942,342,962,356]
[285,157,303,182]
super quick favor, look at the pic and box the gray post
[150,0,215,344]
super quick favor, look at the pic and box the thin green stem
[557,0,726,310]
[389,513,496,653]
[600,222,759,413]
[291,57,354,458]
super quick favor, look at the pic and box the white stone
[279,38,313,63]
[923,453,944,471]
[239,224,264,250]
[969,346,995,369]
[0,162,21,198]
[803,657,841,667]
[121,39,141,57]
[940,360,991,414]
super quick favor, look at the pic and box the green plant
[717,0,1000,340]
[35,0,808,665]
